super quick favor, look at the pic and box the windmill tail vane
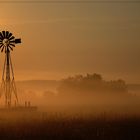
[0,31,21,108]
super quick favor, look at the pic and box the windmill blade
[9,36,15,41]
[0,44,3,48]
[6,31,10,39]
[9,46,13,51]
[2,31,6,38]
[1,46,5,52]
[10,44,15,47]
[7,32,13,39]
[0,32,4,40]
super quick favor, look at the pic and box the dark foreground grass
[0,112,140,140]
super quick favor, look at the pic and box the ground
[0,111,140,140]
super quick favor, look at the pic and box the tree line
[57,73,128,95]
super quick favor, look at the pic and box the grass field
[0,111,140,140]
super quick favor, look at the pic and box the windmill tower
[0,31,21,108]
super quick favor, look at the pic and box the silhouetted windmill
[0,31,21,108]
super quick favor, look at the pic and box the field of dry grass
[0,111,140,140]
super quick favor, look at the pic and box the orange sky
[0,1,140,83]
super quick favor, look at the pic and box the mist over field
[10,73,140,116]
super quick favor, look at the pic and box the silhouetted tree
[57,73,128,95]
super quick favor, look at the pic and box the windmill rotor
[0,31,21,53]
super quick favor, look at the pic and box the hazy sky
[0,0,140,83]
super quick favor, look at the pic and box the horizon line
[13,79,140,85]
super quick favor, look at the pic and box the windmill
[0,31,21,108]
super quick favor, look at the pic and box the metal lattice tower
[0,31,21,108]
